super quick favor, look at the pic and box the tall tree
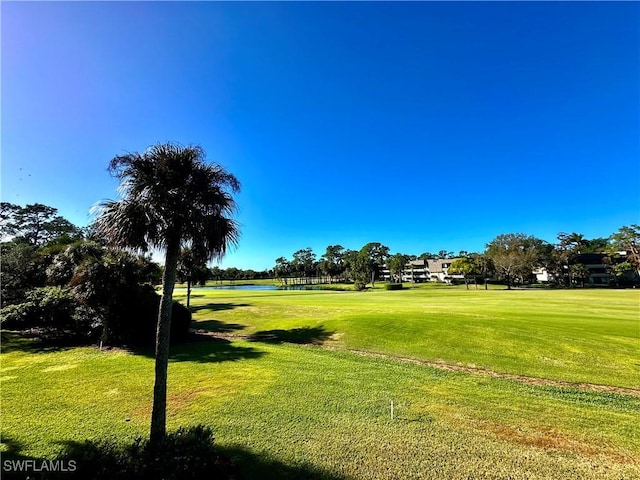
[448,257,476,289]
[319,245,344,283]
[273,257,292,284]
[291,248,317,280]
[469,253,494,289]
[1,203,81,246]
[360,242,390,286]
[609,225,640,276]
[387,253,409,283]
[343,248,370,290]
[177,248,209,308]
[485,234,544,289]
[93,143,240,443]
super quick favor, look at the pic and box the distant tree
[544,232,587,287]
[448,257,476,289]
[609,225,640,277]
[418,252,435,261]
[93,142,240,444]
[2,203,81,246]
[580,237,609,254]
[273,257,292,284]
[291,248,317,280]
[177,248,209,308]
[224,267,241,281]
[437,250,455,260]
[469,253,494,289]
[569,263,590,288]
[387,253,409,284]
[612,261,636,282]
[319,245,344,283]
[360,242,390,286]
[0,202,20,238]
[485,234,545,289]
[343,249,370,290]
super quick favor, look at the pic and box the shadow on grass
[1,435,32,460]
[248,326,333,345]
[131,334,265,364]
[0,330,86,354]
[192,319,246,333]
[0,440,347,480]
[189,302,251,313]
[219,445,349,480]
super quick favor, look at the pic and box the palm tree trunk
[150,239,180,444]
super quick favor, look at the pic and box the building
[534,252,636,286]
[380,258,463,283]
[426,259,465,283]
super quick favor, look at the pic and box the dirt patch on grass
[478,421,639,465]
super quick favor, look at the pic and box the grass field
[2,285,639,478]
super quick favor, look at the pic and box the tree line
[273,227,640,290]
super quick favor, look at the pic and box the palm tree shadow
[189,302,251,313]
[0,330,87,354]
[24,439,350,480]
[248,326,333,345]
[192,319,246,333]
[133,335,264,363]
[219,445,350,480]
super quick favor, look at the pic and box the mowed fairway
[2,286,639,478]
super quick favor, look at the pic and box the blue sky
[3,2,639,270]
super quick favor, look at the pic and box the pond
[187,284,279,291]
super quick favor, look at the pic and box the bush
[2,284,192,348]
[353,281,367,291]
[0,302,35,328]
[0,287,76,329]
[46,425,236,480]
[385,283,403,290]
[104,285,192,346]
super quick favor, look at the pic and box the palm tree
[93,142,240,443]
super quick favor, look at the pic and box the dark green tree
[387,253,409,284]
[2,203,81,246]
[177,248,209,308]
[360,242,390,286]
[273,257,292,284]
[93,142,240,443]
[343,249,370,290]
[609,225,640,277]
[291,248,317,280]
[319,245,344,283]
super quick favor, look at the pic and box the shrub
[0,302,35,328]
[0,287,77,329]
[47,425,236,480]
[354,281,367,291]
[103,285,192,346]
[385,283,403,290]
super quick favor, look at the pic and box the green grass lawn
[2,286,639,478]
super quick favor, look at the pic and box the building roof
[427,258,460,273]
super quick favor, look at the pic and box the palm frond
[93,142,240,259]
